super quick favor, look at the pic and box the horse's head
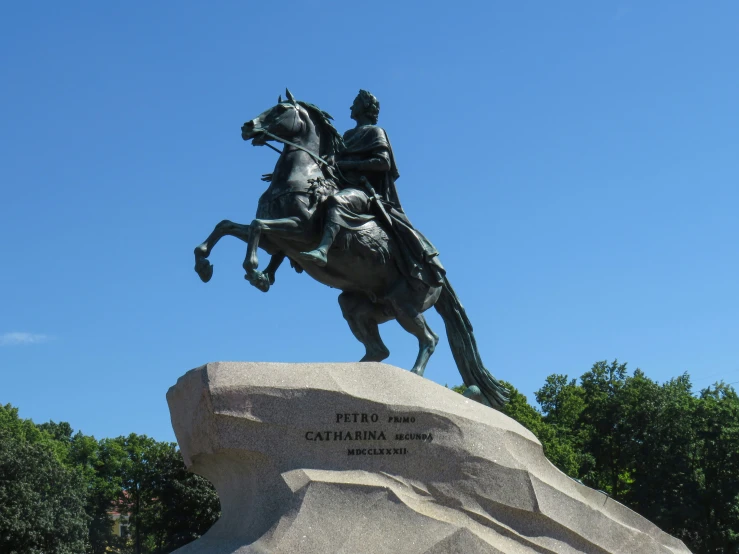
[241,90,344,169]
[241,88,307,146]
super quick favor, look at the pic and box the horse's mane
[298,101,345,158]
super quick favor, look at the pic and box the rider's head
[351,90,380,124]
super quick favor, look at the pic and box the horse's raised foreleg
[194,220,251,282]
[244,217,303,292]
[263,252,286,286]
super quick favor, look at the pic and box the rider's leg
[298,222,340,267]
[298,190,369,267]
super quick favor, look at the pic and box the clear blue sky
[2,2,737,443]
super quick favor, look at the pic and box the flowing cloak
[328,125,445,287]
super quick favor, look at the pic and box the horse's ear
[285,88,297,106]
[278,94,283,103]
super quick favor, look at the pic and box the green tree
[37,420,75,443]
[577,360,632,499]
[0,408,88,554]
[138,443,220,553]
[619,372,700,544]
[115,434,160,554]
[71,435,128,554]
[0,404,48,444]
[0,405,220,554]
[116,434,220,554]
[534,374,588,478]
[691,383,739,552]
[535,374,585,430]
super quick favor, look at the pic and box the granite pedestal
[167,362,691,553]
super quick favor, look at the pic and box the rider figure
[299,90,445,288]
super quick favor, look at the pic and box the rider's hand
[324,154,336,165]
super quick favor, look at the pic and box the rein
[258,128,329,167]
[254,104,361,190]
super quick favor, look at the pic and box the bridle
[254,103,329,167]
[251,102,364,191]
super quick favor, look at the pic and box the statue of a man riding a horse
[193,89,509,409]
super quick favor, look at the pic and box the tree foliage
[0,404,220,554]
[115,435,220,554]
[0,406,88,554]
[456,361,739,553]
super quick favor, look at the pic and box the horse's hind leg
[338,292,390,363]
[399,311,439,376]
[387,291,440,377]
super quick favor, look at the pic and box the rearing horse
[193,90,509,409]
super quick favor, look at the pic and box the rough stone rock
[167,362,692,554]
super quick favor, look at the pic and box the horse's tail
[434,277,509,409]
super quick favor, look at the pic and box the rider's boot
[299,223,340,267]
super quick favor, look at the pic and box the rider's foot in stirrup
[298,248,328,267]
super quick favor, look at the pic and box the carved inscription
[303,413,433,456]
[305,430,387,441]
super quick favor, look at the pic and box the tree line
[2,360,738,553]
[465,360,738,554]
[0,405,219,554]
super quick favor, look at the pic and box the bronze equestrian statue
[193,89,509,409]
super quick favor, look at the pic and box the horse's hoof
[195,259,213,283]
[360,350,390,363]
[245,271,270,293]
